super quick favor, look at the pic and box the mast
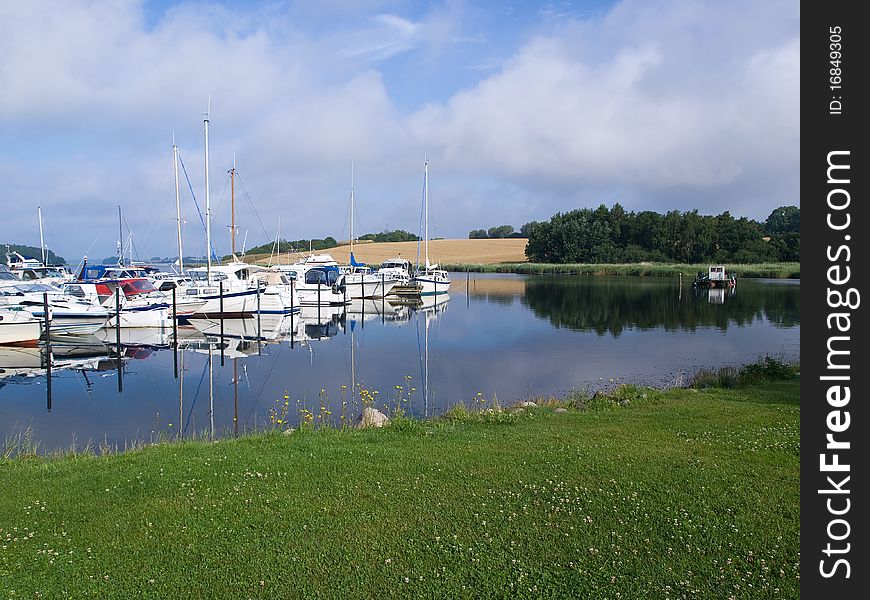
[349,160,354,259]
[173,137,184,274]
[37,206,46,265]
[424,155,430,270]
[204,102,212,278]
[229,153,236,256]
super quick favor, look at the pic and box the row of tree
[524,204,799,264]
[358,230,419,243]
[469,223,538,239]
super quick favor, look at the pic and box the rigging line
[138,148,174,254]
[236,173,271,242]
[177,151,219,263]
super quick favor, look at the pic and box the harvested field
[248,238,528,266]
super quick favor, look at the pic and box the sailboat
[411,157,450,295]
[340,164,399,299]
[182,108,299,317]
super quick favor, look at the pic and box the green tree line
[3,243,66,265]
[524,204,799,264]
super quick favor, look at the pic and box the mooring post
[289,279,295,350]
[43,292,52,412]
[219,281,225,366]
[115,286,123,393]
[257,282,262,355]
[381,273,385,324]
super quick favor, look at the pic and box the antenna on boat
[117,205,123,266]
[37,205,46,266]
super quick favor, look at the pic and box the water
[1,274,799,452]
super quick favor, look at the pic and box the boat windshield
[121,279,158,296]
[189,270,228,283]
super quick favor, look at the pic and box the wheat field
[248,238,529,266]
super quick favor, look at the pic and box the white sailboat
[182,107,299,317]
[411,157,450,295]
[341,164,399,299]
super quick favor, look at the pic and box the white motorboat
[273,263,348,306]
[0,283,109,335]
[0,307,42,346]
[185,262,299,317]
[62,279,171,328]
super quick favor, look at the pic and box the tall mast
[173,136,184,274]
[37,205,46,265]
[204,101,212,277]
[229,153,236,256]
[424,154,430,269]
[349,160,354,258]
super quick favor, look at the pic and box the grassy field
[0,378,799,598]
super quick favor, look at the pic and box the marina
[1,273,799,453]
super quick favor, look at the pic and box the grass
[443,262,801,279]
[0,375,799,598]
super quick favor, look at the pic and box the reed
[443,261,801,278]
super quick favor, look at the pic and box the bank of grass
[0,377,799,598]
[443,261,800,279]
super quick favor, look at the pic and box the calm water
[1,274,799,452]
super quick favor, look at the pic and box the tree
[486,225,515,239]
[764,206,800,235]
[520,221,541,238]
[468,229,487,239]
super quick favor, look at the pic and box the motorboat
[0,282,109,336]
[0,307,42,346]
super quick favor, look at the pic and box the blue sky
[0,0,799,261]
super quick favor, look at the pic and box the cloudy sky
[1,0,799,261]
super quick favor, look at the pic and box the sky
[0,0,799,262]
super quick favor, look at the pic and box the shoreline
[441,261,800,278]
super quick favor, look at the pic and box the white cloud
[0,0,799,259]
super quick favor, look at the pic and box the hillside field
[247,238,529,266]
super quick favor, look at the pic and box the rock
[554,408,568,414]
[520,401,538,408]
[510,408,525,415]
[354,407,390,429]
[283,427,296,436]
[575,403,588,411]
[618,400,630,407]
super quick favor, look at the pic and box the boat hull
[0,313,42,346]
[193,287,300,317]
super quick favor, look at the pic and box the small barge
[692,265,736,289]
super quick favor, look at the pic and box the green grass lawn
[0,380,799,598]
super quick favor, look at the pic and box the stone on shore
[520,401,537,408]
[554,407,568,414]
[354,407,391,429]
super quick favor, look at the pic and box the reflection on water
[1,275,799,452]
